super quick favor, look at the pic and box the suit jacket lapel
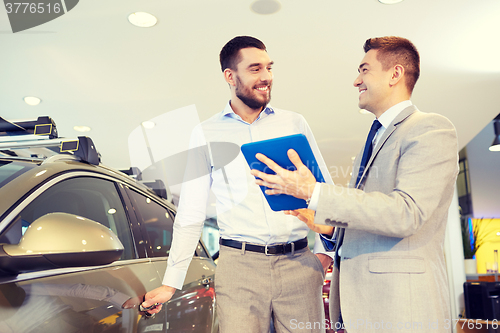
[356,105,418,189]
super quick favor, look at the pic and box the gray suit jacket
[316,106,458,332]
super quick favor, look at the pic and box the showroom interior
[2,0,500,331]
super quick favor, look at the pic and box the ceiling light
[489,119,500,152]
[142,121,156,129]
[490,138,500,151]
[378,0,404,4]
[24,96,41,106]
[250,0,281,15]
[128,12,157,28]
[74,125,91,132]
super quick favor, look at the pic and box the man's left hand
[315,253,333,275]
[285,209,334,236]
[250,149,317,200]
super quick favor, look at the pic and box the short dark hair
[363,36,420,93]
[219,36,267,72]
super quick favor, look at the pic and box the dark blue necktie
[356,119,382,187]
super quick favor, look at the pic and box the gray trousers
[215,245,326,333]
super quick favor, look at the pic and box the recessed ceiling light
[250,0,281,15]
[142,121,155,129]
[378,0,404,4]
[128,12,157,28]
[24,96,41,106]
[74,125,91,132]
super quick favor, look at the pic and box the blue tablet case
[241,134,325,211]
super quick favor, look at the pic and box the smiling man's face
[233,47,273,111]
[353,49,393,117]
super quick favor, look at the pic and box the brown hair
[219,36,267,72]
[363,36,420,93]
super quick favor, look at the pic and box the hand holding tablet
[241,134,324,211]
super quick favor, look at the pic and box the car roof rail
[0,116,58,140]
[0,136,101,166]
[119,167,174,203]
[42,153,81,164]
[0,116,101,165]
[119,167,142,180]
[139,179,173,202]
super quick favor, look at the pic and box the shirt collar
[221,101,275,122]
[377,100,412,129]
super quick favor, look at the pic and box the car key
[139,302,160,312]
[139,302,160,319]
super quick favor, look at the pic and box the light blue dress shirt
[163,102,333,288]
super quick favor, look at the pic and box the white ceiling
[1,0,500,188]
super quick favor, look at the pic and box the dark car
[0,116,218,332]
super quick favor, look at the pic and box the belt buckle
[265,244,280,256]
[265,244,272,255]
[265,243,287,255]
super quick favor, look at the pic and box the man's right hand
[142,285,176,314]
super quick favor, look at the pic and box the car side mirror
[0,212,124,275]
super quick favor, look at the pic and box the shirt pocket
[368,256,425,274]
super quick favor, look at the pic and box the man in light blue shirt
[143,36,334,333]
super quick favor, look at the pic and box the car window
[126,188,211,259]
[126,189,174,258]
[0,160,36,189]
[0,176,135,260]
[195,242,210,259]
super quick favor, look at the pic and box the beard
[235,75,271,110]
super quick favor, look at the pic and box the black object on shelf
[464,281,500,320]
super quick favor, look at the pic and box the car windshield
[0,160,36,189]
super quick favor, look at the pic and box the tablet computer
[241,134,325,211]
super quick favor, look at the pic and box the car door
[123,187,217,333]
[0,174,166,333]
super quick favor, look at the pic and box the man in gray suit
[250,36,459,332]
